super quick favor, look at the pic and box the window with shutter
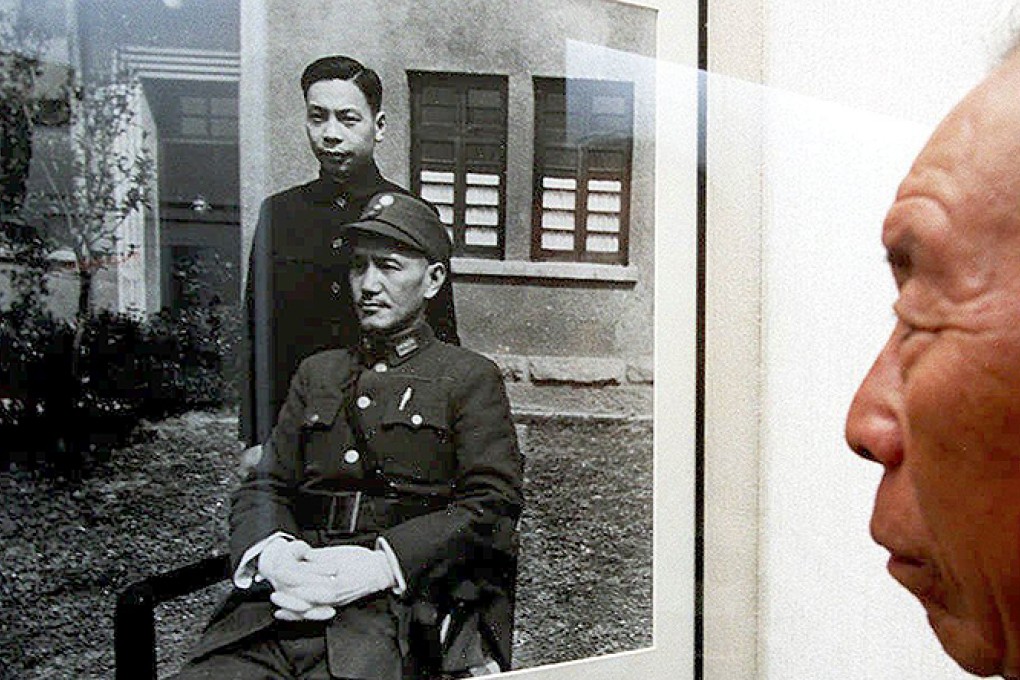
[532,78,633,264]
[409,72,507,258]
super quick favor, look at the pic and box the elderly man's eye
[893,301,931,338]
[896,318,939,364]
[886,248,912,287]
[897,315,925,339]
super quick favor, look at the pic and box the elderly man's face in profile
[846,49,1020,679]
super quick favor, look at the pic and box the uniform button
[411,414,423,427]
[343,449,360,464]
[330,281,342,296]
[307,413,320,424]
[373,362,388,373]
[356,395,372,409]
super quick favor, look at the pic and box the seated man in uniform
[178,193,524,680]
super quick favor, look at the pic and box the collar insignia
[395,336,419,358]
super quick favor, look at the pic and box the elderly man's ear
[424,262,447,300]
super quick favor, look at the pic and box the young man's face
[347,235,445,335]
[304,78,385,184]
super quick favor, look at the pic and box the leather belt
[295,481,453,538]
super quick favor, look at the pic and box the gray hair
[994,3,1020,64]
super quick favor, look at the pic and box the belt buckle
[326,490,362,535]
[300,483,363,536]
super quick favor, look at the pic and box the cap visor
[342,220,425,254]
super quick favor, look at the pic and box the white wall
[757,93,964,679]
[755,1,1014,678]
[707,0,1020,678]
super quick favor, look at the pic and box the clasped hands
[258,538,397,621]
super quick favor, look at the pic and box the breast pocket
[297,393,354,477]
[374,387,456,483]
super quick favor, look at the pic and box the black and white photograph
[0,1,700,678]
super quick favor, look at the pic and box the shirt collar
[309,162,387,207]
[358,320,435,368]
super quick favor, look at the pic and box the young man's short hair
[300,55,383,115]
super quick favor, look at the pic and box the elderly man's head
[845,48,1020,678]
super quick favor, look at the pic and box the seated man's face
[347,235,445,335]
[846,49,1020,679]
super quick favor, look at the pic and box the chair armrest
[114,554,230,680]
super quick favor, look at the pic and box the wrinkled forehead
[885,52,1020,249]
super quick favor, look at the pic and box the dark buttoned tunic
[193,324,523,678]
[240,167,459,446]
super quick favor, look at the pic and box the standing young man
[242,55,458,446]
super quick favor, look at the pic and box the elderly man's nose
[845,337,903,468]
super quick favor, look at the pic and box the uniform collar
[309,163,387,208]
[358,321,435,368]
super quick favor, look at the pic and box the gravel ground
[0,412,652,678]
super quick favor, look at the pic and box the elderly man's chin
[926,606,1013,679]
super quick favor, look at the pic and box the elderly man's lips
[887,554,940,602]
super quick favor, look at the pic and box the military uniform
[187,323,523,679]
[240,166,460,446]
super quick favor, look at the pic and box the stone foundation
[486,353,654,420]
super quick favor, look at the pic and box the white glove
[257,538,336,590]
[283,545,398,608]
[258,539,345,621]
[269,590,337,621]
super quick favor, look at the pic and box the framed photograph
[0,1,703,678]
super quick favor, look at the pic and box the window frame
[531,77,634,266]
[408,71,508,260]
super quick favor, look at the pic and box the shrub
[0,303,240,471]
[142,303,240,415]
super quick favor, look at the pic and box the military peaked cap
[343,193,452,262]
